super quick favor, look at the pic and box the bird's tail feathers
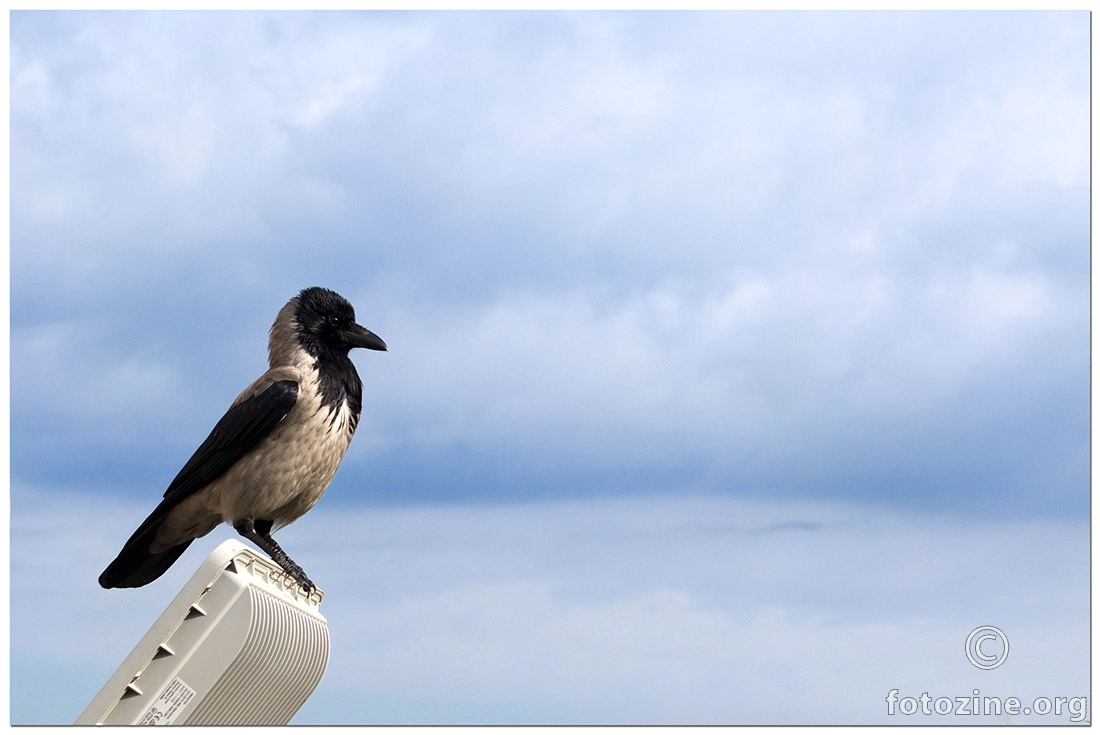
[98,502,194,589]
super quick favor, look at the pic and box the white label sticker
[137,676,197,726]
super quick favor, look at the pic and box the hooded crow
[99,287,387,592]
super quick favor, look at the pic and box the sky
[9,10,1090,725]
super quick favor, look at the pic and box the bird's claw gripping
[234,517,316,594]
[279,559,315,594]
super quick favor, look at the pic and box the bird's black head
[294,287,388,358]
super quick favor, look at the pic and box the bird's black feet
[234,517,317,593]
[273,553,315,594]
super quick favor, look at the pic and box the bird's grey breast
[216,360,361,527]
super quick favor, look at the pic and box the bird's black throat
[296,326,364,428]
[313,351,363,431]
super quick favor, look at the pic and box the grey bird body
[99,287,386,591]
[150,365,351,552]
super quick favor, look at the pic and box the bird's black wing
[160,379,300,506]
[98,379,299,588]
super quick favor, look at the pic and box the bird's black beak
[345,323,388,351]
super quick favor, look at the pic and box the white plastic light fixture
[77,539,331,725]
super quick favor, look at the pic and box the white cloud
[996,81,1089,189]
[11,319,195,445]
[131,101,218,184]
[355,254,1082,482]
[940,269,1051,336]
[10,11,1088,532]
[13,490,1087,724]
[290,74,374,128]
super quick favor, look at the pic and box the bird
[98,286,387,593]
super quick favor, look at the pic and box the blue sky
[9,10,1090,725]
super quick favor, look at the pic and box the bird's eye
[327,315,340,327]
